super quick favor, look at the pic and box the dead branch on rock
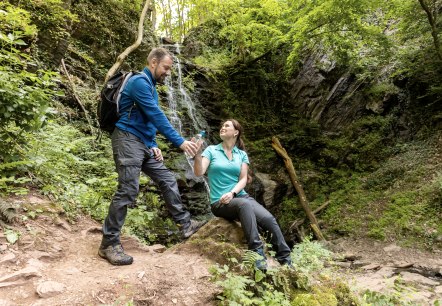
[104,0,152,83]
[271,136,325,241]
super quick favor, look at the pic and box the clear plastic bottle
[194,131,206,144]
[186,130,206,158]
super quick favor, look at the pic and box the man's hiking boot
[254,248,268,272]
[182,219,207,238]
[98,244,133,265]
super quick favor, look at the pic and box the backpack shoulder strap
[115,72,135,112]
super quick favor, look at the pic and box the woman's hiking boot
[98,244,133,265]
[279,257,295,269]
[254,248,268,272]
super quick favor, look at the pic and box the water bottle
[194,131,206,144]
[186,130,206,159]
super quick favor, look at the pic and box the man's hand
[179,140,198,157]
[151,147,163,162]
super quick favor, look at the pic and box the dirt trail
[0,195,441,305]
[0,214,217,306]
[328,237,442,305]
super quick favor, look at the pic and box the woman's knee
[259,214,279,229]
[238,200,255,213]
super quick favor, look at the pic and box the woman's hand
[191,136,204,156]
[220,191,235,205]
[151,147,163,162]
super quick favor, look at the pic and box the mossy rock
[174,218,246,265]
[290,288,338,306]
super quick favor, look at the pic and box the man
[99,47,206,266]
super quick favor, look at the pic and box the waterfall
[163,43,207,136]
[163,43,210,197]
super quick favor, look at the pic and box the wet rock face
[288,53,371,131]
[167,152,211,216]
[247,172,289,212]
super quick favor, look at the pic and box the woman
[193,119,292,270]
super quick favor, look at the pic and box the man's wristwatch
[231,191,237,197]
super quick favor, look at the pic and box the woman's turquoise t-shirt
[201,143,249,204]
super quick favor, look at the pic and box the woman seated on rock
[193,119,292,271]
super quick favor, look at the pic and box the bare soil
[0,195,441,306]
[0,196,217,306]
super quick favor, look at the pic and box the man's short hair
[147,48,173,64]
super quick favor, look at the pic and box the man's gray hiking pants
[101,128,191,248]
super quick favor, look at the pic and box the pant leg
[141,157,191,226]
[101,129,145,247]
[211,197,263,250]
[243,195,291,263]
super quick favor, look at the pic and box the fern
[242,250,262,270]
[0,199,18,223]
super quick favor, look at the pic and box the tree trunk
[418,0,442,61]
[272,137,325,241]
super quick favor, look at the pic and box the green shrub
[210,238,356,306]
[0,2,60,161]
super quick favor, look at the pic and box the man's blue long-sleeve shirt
[115,68,185,149]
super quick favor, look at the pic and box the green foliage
[210,262,294,305]
[320,115,394,171]
[0,120,181,245]
[19,122,114,219]
[193,49,231,71]
[0,2,61,161]
[0,199,18,223]
[125,191,180,245]
[210,238,355,305]
[0,68,59,131]
[11,0,78,42]
[290,236,333,276]
[277,197,303,234]
[4,228,20,244]
[369,188,440,247]
[0,169,31,196]
[0,2,37,46]
[319,132,442,246]
[362,285,416,306]
[69,0,156,78]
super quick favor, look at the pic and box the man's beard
[154,67,167,84]
[156,75,166,84]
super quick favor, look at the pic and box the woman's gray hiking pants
[211,194,291,264]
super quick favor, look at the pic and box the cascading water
[164,44,207,135]
[163,43,211,199]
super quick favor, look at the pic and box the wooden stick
[272,136,325,240]
[104,0,152,83]
[60,59,94,135]
[289,200,330,231]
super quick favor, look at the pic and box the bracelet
[231,191,237,197]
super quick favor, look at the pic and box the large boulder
[175,218,246,265]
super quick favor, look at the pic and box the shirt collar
[143,67,157,86]
[215,143,240,153]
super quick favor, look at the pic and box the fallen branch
[104,0,152,83]
[60,59,94,135]
[272,136,325,241]
[289,200,330,232]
